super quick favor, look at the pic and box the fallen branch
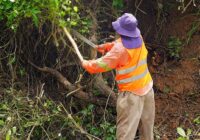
[28,60,116,107]
[94,74,117,100]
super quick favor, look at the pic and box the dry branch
[94,74,117,100]
[28,60,116,107]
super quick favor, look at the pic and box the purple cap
[112,13,141,37]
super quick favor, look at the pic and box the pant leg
[116,92,145,140]
[141,89,155,140]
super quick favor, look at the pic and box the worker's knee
[141,114,154,124]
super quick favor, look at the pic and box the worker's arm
[82,44,129,74]
[96,42,115,54]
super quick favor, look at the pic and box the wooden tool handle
[63,27,84,62]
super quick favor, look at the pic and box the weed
[163,86,171,94]
[186,21,200,45]
[193,116,200,125]
[80,104,116,140]
[0,87,83,139]
[0,86,116,139]
[177,127,192,140]
[167,36,182,59]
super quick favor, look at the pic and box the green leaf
[105,136,114,140]
[187,129,192,136]
[177,137,186,140]
[177,127,186,137]
[5,3,12,10]
[90,126,101,136]
[193,116,200,124]
[88,104,94,110]
[12,126,17,134]
[32,14,39,27]
[73,6,78,12]
[24,121,40,128]
[109,127,115,133]
[70,21,77,26]
[1,104,9,110]
[6,129,11,140]
[8,55,16,65]
[0,15,3,21]
[19,68,25,77]
[0,120,5,126]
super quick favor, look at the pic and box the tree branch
[28,60,116,107]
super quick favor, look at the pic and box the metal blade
[72,30,97,48]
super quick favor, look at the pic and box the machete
[72,30,97,49]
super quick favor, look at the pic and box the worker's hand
[81,59,88,68]
[96,42,115,55]
[96,45,105,55]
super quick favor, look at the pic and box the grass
[186,21,200,45]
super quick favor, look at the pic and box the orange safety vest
[115,39,152,91]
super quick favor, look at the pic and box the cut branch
[88,6,117,102]
[94,74,117,100]
[28,60,116,107]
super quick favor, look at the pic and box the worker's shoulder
[111,41,128,55]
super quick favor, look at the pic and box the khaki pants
[116,89,155,140]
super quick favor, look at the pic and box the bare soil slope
[153,15,200,139]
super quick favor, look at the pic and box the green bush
[80,104,116,140]
[167,36,182,59]
[0,0,88,31]
[112,0,124,9]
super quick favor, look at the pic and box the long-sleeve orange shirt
[82,39,153,95]
[82,40,129,74]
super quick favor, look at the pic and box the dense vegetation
[0,0,199,139]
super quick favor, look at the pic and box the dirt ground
[151,14,200,139]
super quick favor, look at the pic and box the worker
[81,13,155,140]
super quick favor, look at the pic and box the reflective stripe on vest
[117,68,149,84]
[116,58,147,75]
